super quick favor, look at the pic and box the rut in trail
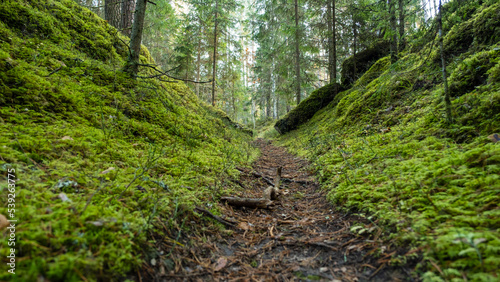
[154,139,418,281]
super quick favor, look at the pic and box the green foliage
[277,1,500,280]
[0,0,258,281]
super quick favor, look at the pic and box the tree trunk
[398,0,405,51]
[294,0,301,104]
[195,37,201,98]
[437,0,452,124]
[104,0,121,29]
[212,0,219,107]
[352,11,357,78]
[121,0,135,37]
[124,0,148,76]
[327,0,337,86]
[388,0,398,63]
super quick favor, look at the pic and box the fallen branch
[252,171,275,186]
[223,167,281,209]
[194,207,237,229]
[281,178,309,185]
[221,197,274,209]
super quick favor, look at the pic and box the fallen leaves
[214,257,228,272]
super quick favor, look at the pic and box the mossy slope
[278,1,500,281]
[0,0,257,281]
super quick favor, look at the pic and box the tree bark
[212,0,219,107]
[121,0,135,37]
[398,0,405,51]
[388,0,398,63]
[104,0,121,29]
[294,0,301,104]
[352,11,357,78]
[124,0,148,77]
[327,0,334,84]
[437,0,452,124]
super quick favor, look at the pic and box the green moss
[276,2,500,280]
[0,0,258,281]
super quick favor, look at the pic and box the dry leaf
[100,167,115,174]
[214,257,228,272]
[238,222,251,231]
[58,193,70,202]
[88,220,104,227]
[61,136,74,141]
[0,214,9,230]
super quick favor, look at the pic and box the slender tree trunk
[232,80,237,120]
[353,11,357,78]
[105,0,121,29]
[124,0,148,76]
[327,0,336,86]
[294,0,301,104]
[388,0,398,63]
[212,0,219,107]
[398,0,405,51]
[437,0,452,124]
[327,0,333,83]
[121,0,135,36]
[196,36,201,98]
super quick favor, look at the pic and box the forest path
[157,139,416,281]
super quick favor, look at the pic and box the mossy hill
[269,1,500,280]
[0,0,257,281]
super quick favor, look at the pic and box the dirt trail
[148,139,418,281]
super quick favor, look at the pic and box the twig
[194,207,238,229]
[135,64,213,83]
[252,171,275,186]
[81,183,108,215]
[369,263,386,280]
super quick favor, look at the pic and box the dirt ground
[141,139,420,281]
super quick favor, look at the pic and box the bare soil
[141,139,420,281]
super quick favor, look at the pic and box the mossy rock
[340,40,390,87]
[435,2,500,61]
[449,47,499,97]
[275,83,345,134]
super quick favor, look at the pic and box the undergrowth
[0,0,258,281]
[277,2,500,281]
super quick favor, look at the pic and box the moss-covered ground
[269,1,500,281]
[0,0,257,281]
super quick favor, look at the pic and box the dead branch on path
[194,207,238,229]
[221,197,274,209]
[223,167,283,209]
